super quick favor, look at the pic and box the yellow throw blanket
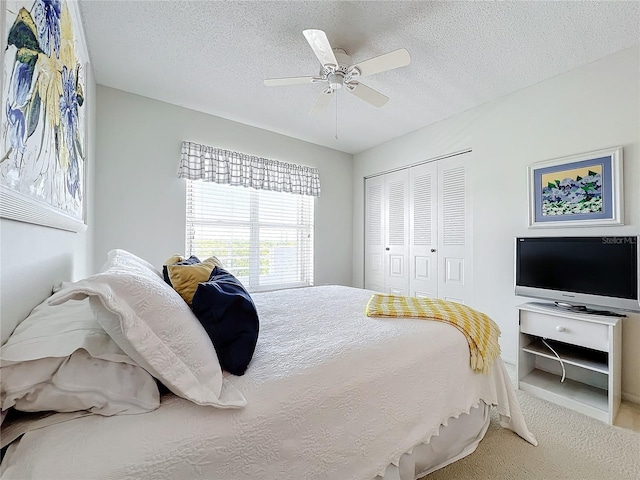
[366,294,501,374]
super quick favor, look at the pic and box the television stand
[517,302,622,424]
[553,302,627,318]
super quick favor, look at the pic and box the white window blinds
[185,180,314,292]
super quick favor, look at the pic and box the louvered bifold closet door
[437,156,473,305]
[409,162,438,298]
[384,169,410,295]
[364,175,385,292]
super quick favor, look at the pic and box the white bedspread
[1,286,536,480]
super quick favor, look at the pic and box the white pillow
[1,298,136,365]
[0,298,160,416]
[100,248,162,278]
[1,350,159,415]
[50,267,247,409]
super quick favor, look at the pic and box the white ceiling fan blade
[264,76,317,87]
[309,90,334,116]
[303,29,338,66]
[352,48,410,77]
[347,82,389,108]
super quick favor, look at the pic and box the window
[186,180,314,291]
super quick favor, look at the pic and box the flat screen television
[515,236,640,313]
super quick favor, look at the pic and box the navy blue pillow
[191,266,259,376]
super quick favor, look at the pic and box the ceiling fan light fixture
[327,72,344,90]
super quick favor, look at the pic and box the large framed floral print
[527,146,623,228]
[0,0,88,232]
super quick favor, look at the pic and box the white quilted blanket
[1,286,536,480]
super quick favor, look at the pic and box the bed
[0,250,536,479]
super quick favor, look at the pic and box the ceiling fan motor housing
[333,48,352,68]
[320,48,360,91]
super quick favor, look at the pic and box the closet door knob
[556,326,566,332]
[385,247,390,251]
[431,249,436,253]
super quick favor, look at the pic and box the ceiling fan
[264,29,411,115]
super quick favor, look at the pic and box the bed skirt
[377,402,490,480]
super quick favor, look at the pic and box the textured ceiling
[78,1,640,154]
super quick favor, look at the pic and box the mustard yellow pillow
[162,254,186,285]
[166,256,223,305]
[164,254,186,266]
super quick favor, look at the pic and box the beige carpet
[424,367,640,480]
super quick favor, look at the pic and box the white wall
[352,46,640,402]
[0,70,96,344]
[94,86,353,286]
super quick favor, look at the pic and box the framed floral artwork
[527,146,623,228]
[0,0,88,232]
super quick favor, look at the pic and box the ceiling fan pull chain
[335,89,338,140]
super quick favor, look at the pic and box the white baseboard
[622,391,640,406]
[500,356,516,366]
